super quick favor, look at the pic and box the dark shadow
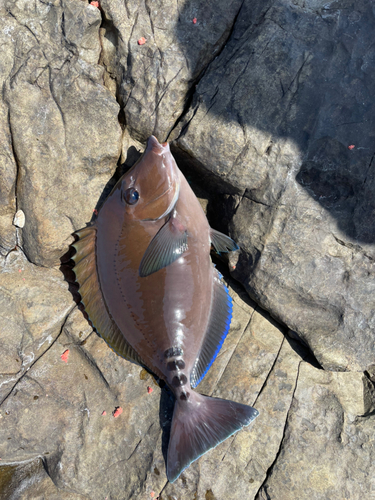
[172,0,375,244]
[159,385,175,467]
[60,242,81,306]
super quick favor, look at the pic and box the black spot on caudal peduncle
[172,374,187,387]
[167,359,185,371]
[164,347,183,358]
[180,391,190,401]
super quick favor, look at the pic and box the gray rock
[0,17,18,256]
[99,0,244,141]
[3,0,122,266]
[0,270,286,500]
[256,362,375,500]
[175,0,375,371]
[1,0,375,498]
[0,249,73,403]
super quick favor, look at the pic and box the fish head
[116,136,180,221]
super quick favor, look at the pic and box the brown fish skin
[73,136,258,483]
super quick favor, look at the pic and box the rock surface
[0,0,375,498]
[174,0,375,372]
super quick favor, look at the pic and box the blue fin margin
[190,272,233,388]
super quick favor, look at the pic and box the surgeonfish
[72,136,259,482]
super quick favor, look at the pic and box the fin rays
[167,392,259,482]
[139,216,188,277]
[72,226,144,367]
[210,228,239,254]
[190,273,232,388]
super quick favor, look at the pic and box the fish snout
[146,135,170,155]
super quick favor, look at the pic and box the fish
[72,136,259,482]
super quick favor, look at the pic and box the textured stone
[98,0,244,141]
[1,0,375,498]
[1,274,286,500]
[2,0,122,266]
[0,17,18,256]
[0,249,73,403]
[256,362,375,500]
[175,0,375,371]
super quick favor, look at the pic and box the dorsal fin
[72,226,144,366]
[190,270,233,388]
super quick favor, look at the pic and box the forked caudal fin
[167,391,259,483]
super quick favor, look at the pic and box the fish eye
[123,187,139,205]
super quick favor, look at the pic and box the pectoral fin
[139,216,188,277]
[210,228,239,254]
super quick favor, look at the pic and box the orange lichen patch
[147,386,153,394]
[348,145,355,150]
[60,349,70,363]
[113,407,123,418]
[138,37,147,45]
[193,17,197,24]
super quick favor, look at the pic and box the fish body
[72,136,258,482]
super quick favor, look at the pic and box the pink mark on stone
[61,349,70,363]
[138,37,147,45]
[90,1,100,7]
[102,410,106,416]
[113,407,123,418]
[193,17,197,24]
[348,145,355,150]
[93,208,98,215]
[147,386,153,394]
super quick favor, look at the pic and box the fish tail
[166,391,258,483]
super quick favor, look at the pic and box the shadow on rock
[159,385,175,467]
[174,0,375,244]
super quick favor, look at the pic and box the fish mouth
[141,179,180,221]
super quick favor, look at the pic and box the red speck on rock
[151,492,155,498]
[193,17,197,24]
[102,410,106,416]
[147,386,153,394]
[348,145,355,150]
[90,1,100,7]
[93,208,98,215]
[138,37,147,45]
[60,349,70,363]
[113,407,123,418]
